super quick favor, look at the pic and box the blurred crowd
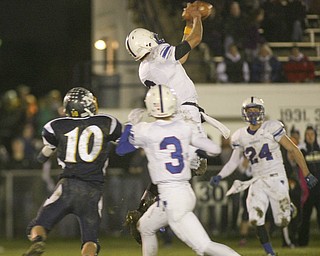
[0,84,64,170]
[202,0,309,52]
[215,43,316,83]
[205,0,319,83]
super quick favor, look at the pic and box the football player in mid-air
[22,87,122,256]
[210,96,318,256]
[116,84,241,256]
[125,4,209,173]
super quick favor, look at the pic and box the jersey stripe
[161,46,171,59]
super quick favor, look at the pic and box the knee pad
[274,216,290,227]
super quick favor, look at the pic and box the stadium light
[94,38,119,76]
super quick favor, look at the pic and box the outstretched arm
[218,148,243,179]
[178,6,202,64]
[210,148,242,186]
[115,124,137,156]
[279,134,318,188]
[280,135,309,177]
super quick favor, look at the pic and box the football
[182,1,214,21]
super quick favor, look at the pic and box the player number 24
[245,143,273,165]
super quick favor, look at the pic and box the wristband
[184,26,192,35]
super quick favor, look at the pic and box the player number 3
[160,136,184,174]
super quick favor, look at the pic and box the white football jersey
[231,120,287,177]
[139,43,198,106]
[129,119,220,185]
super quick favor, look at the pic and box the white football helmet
[145,84,177,118]
[125,28,165,61]
[241,96,265,125]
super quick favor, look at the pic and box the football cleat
[22,241,45,256]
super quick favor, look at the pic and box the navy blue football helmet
[63,87,97,117]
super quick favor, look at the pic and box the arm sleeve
[115,124,138,156]
[191,137,221,156]
[108,117,123,142]
[37,145,55,163]
[218,148,243,179]
[174,41,192,60]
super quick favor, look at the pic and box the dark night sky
[0,0,91,97]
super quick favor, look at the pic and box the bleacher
[127,1,320,82]
[203,13,320,81]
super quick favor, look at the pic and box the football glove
[124,210,142,245]
[305,173,318,189]
[210,175,222,186]
[124,192,157,245]
[192,158,208,176]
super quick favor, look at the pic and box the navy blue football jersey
[41,114,122,182]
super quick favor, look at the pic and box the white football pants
[138,182,241,256]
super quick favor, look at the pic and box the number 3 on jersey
[245,143,273,165]
[160,136,184,174]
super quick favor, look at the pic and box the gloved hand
[210,175,222,186]
[305,173,318,189]
[124,210,142,244]
[190,156,201,170]
[128,108,145,125]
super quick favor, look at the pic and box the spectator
[16,84,38,126]
[290,125,301,146]
[250,43,283,83]
[0,90,26,155]
[298,125,320,246]
[261,0,290,41]
[35,90,64,191]
[202,10,225,56]
[283,47,315,83]
[309,0,320,14]
[222,1,247,53]
[243,8,267,63]
[281,135,302,247]
[36,90,64,137]
[286,0,307,42]
[9,123,41,169]
[216,44,250,83]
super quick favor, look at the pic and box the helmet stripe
[159,85,164,113]
[126,37,136,57]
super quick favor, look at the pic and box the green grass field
[2,234,319,256]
